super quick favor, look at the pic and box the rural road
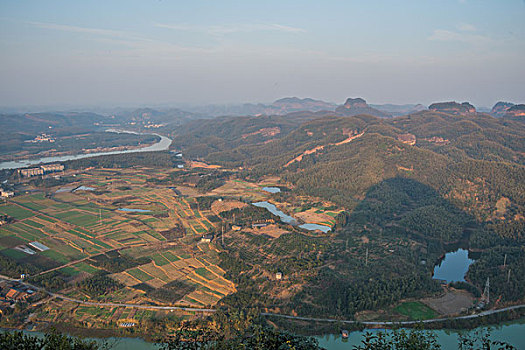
[2,273,523,325]
[261,304,525,326]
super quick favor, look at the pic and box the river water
[2,319,524,349]
[316,319,525,349]
[0,130,172,170]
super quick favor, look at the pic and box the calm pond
[299,223,331,233]
[0,130,172,170]
[433,248,476,283]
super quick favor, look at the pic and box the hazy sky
[1,0,524,108]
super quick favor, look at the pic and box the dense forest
[65,151,179,169]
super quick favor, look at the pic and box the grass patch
[394,301,438,320]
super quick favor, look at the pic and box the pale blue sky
[1,0,524,108]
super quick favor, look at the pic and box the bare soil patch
[211,200,247,215]
[175,186,200,197]
[422,289,475,315]
[188,161,221,169]
[244,224,289,238]
[295,209,333,225]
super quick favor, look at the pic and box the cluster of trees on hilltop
[88,251,150,273]
[219,205,279,226]
[77,272,125,297]
[65,151,177,169]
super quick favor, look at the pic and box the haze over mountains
[1,97,523,137]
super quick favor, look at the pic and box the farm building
[0,189,14,198]
[119,322,136,328]
[28,241,50,252]
[201,233,214,243]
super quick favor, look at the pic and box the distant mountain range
[182,97,336,117]
[183,97,429,118]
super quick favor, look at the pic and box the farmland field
[0,166,344,332]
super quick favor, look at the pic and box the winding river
[0,130,172,170]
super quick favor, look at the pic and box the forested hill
[170,111,333,158]
[172,110,525,243]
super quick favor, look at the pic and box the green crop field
[0,204,34,219]
[162,251,180,262]
[74,262,100,274]
[41,249,70,264]
[127,267,154,282]
[194,267,214,280]
[151,253,170,266]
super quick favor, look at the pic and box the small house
[275,272,282,280]
[201,233,214,243]
[0,190,14,198]
[231,225,242,231]
[119,322,136,328]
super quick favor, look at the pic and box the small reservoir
[73,186,95,192]
[252,201,297,225]
[299,223,331,233]
[262,187,281,193]
[252,201,331,232]
[433,248,475,283]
